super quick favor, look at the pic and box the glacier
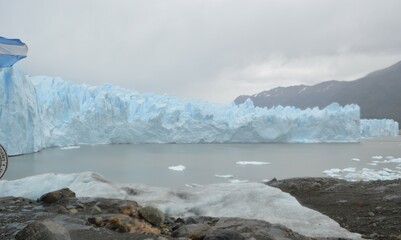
[0,67,398,155]
[0,68,44,155]
[360,119,399,137]
[0,172,361,239]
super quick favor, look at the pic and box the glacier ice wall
[362,119,399,137]
[0,68,44,155]
[30,73,361,147]
[360,119,399,137]
[0,67,364,155]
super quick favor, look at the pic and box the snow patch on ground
[229,179,248,183]
[0,172,361,239]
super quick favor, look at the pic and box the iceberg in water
[360,119,399,137]
[0,68,362,155]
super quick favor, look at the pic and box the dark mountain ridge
[234,61,401,127]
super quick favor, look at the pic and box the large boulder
[38,188,76,204]
[15,220,71,240]
[138,206,165,227]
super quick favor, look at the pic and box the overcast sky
[1,0,401,103]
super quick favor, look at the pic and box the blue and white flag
[0,36,28,68]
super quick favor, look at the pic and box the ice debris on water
[60,146,81,150]
[236,161,271,165]
[214,174,234,179]
[324,157,401,181]
[168,165,186,171]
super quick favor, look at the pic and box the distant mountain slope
[234,61,401,126]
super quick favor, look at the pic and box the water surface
[4,137,401,187]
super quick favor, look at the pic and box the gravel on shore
[267,177,401,239]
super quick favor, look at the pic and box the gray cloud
[1,0,401,103]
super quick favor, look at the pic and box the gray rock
[15,220,71,240]
[311,182,322,189]
[139,206,165,227]
[369,233,379,238]
[87,216,103,226]
[90,205,102,214]
[204,229,245,240]
[211,218,308,239]
[172,223,211,239]
[38,188,76,204]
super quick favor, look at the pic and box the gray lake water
[4,136,401,187]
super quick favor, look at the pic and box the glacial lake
[4,136,401,187]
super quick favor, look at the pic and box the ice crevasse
[0,67,397,155]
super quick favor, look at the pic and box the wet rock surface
[38,188,76,204]
[0,188,341,240]
[267,177,401,240]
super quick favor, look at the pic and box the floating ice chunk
[343,167,356,172]
[386,156,395,159]
[322,168,342,175]
[383,158,401,163]
[168,165,186,171]
[367,163,378,166]
[324,167,401,181]
[351,158,360,161]
[372,156,383,159]
[236,161,271,165]
[229,179,248,183]
[214,174,234,179]
[185,183,202,188]
[60,146,81,150]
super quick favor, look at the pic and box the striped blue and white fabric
[0,36,28,68]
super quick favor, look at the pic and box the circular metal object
[0,145,8,179]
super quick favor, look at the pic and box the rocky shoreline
[1,178,401,239]
[267,178,401,240]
